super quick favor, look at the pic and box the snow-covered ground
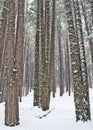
[0,88,93,130]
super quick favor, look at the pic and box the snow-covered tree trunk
[80,1,93,74]
[65,0,91,121]
[73,0,91,121]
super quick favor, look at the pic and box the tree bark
[5,0,19,126]
[33,0,40,107]
[65,0,91,121]
[41,0,51,111]
[16,0,25,101]
[0,0,8,102]
[50,0,56,97]
[57,20,64,96]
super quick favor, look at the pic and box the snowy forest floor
[0,88,93,130]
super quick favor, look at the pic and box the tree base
[5,122,20,127]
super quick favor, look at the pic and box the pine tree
[50,0,56,97]
[33,0,40,107]
[16,0,25,101]
[65,0,91,121]
[73,0,91,121]
[57,18,64,96]
[41,0,51,111]
[5,0,19,126]
[0,0,8,102]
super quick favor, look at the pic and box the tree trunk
[57,21,64,96]
[73,0,91,121]
[50,0,56,97]
[65,40,71,96]
[33,0,40,107]
[41,0,51,111]
[0,0,8,102]
[16,0,25,101]
[65,0,91,121]
[5,0,19,126]
[81,0,93,76]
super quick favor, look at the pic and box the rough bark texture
[57,21,64,96]
[39,0,45,109]
[73,0,91,121]
[81,1,93,70]
[5,0,19,126]
[65,40,71,96]
[65,0,91,121]
[0,0,8,102]
[33,0,40,106]
[16,0,25,101]
[50,0,56,97]
[41,0,51,111]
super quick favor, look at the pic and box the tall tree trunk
[81,0,93,77]
[39,0,46,108]
[33,0,40,107]
[5,0,19,126]
[65,0,91,121]
[41,0,51,111]
[16,0,25,101]
[57,21,64,96]
[73,0,91,121]
[0,0,8,102]
[65,40,71,96]
[50,0,56,97]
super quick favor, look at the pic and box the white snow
[0,88,93,130]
